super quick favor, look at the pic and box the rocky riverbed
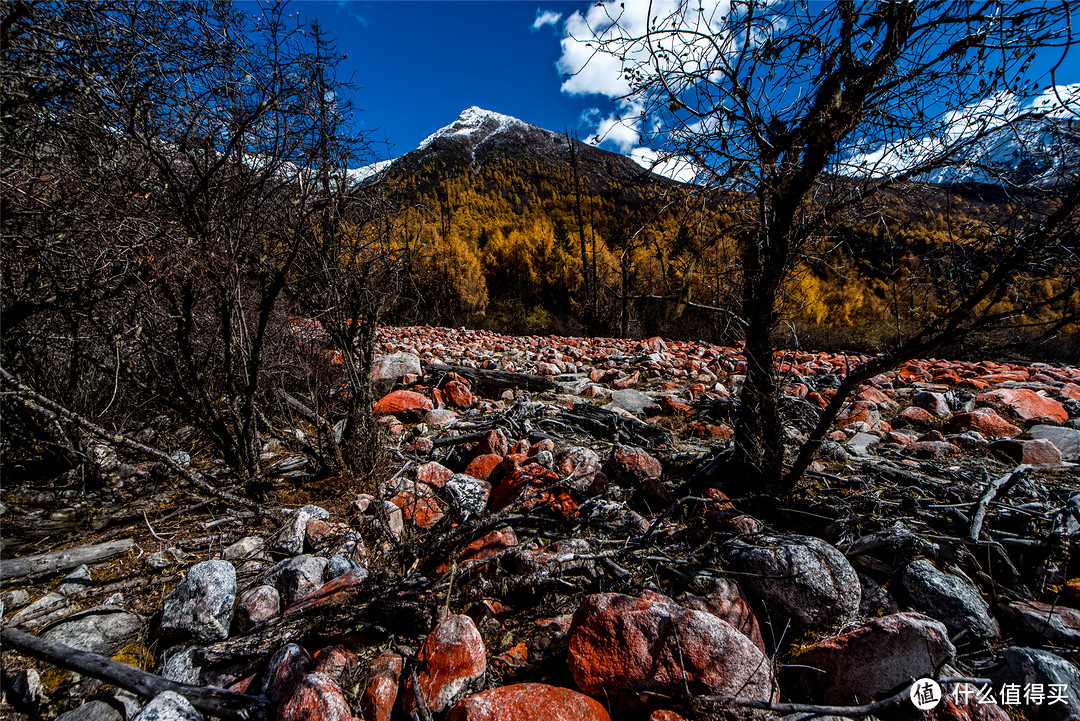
[2,325,1079,721]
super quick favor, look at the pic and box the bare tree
[1,1,391,481]
[569,0,1079,495]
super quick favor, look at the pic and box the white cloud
[630,147,700,183]
[532,9,563,31]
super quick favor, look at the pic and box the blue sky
[282,2,597,161]
[255,1,1079,169]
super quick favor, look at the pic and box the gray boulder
[41,607,144,655]
[1029,424,1080,461]
[132,691,202,721]
[725,534,861,632]
[900,559,999,641]
[160,560,236,642]
[989,647,1080,721]
[266,554,328,606]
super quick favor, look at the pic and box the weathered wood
[0,539,134,585]
[969,465,1030,541]
[553,402,672,446]
[0,627,269,720]
[426,364,559,393]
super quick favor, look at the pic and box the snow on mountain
[845,84,1080,187]
[345,158,394,183]
[416,106,531,151]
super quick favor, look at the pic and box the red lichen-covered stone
[401,615,487,715]
[567,593,774,710]
[612,370,640,389]
[443,380,475,408]
[278,672,351,721]
[475,429,510,457]
[528,438,555,456]
[837,401,882,429]
[785,612,955,705]
[488,462,560,512]
[390,487,444,528]
[555,446,602,491]
[373,390,433,416]
[262,644,313,703]
[416,461,454,488]
[465,454,504,481]
[946,407,1021,438]
[607,445,662,484]
[437,526,519,574]
[976,388,1068,423]
[989,438,1063,467]
[359,651,402,721]
[313,645,358,683]
[648,712,688,721]
[446,683,611,721]
[896,406,938,427]
[678,577,766,653]
[236,584,280,632]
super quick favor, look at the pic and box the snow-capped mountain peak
[417,106,529,151]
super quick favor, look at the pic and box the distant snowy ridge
[845,84,1080,187]
[346,158,394,183]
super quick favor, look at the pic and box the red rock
[401,615,487,715]
[376,415,403,435]
[304,519,341,549]
[990,438,1062,466]
[555,446,602,491]
[437,526,518,574]
[1061,382,1080,401]
[465,454,504,481]
[567,593,774,710]
[446,683,611,721]
[785,612,955,705]
[917,429,946,442]
[896,406,938,427]
[612,370,640,389]
[490,642,529,674]
[278,672,351,721]
[390,487,444,528]
[976,388,1068,423]
[946,407,1021,438]
[528,438,555,456]
[444,380,475,408]
[236,585,280,632]
[263,644,313,703]
[359,651,402,721]
[313,645,358,682]
[837,401,882,429]
[902,441,961,459]
[607,445,662,484]
[661,394,693,414]
[904,684,1012,720]
[475,429,510,456]
[405,436,434,453]
[373,390,433,416]
[416,461,454,488]
[488,462,560,512]
[858,386,897,410]
[678,577,766,653]
[648,713,687,721]
[1000,599,1080,644]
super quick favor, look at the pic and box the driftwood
[551,402,672,446]
[0,539,134,586]
[426,363,559,393]
[969,464,1031,541]
[0,627,269,720]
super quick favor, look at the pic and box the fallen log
[969,464,1031,541]
[0,539,135,586]
[426,364,559,393]
[0,627,269,720]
